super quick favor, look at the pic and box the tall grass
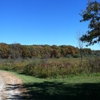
[0,57,100,78]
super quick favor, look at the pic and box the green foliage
[80,1,100,46]
[83,56,100,73]
[1,57,100,78]
[22,60,75,78]
[73,54,80,58]
[9,71,100,100]
[0,58,78,78]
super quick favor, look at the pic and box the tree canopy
[0,43,93,59]
[80,1,100,46]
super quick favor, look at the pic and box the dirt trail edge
[0,71,24,100]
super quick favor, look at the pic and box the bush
[73,54,80,58]
[0,57,100,78]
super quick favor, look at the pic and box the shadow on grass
[6,82,100,100]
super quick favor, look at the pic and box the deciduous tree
[80,1,100,46]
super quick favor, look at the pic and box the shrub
[0,57,100,78]
[73,54,80,58]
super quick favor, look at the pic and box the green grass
[0,57,100,99]
[12,71,100,84]
[7,71,100,100]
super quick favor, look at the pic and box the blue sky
[0,0,100,50]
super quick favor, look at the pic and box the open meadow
[0,57,100,99]
[0,56,100,78]
[1,0,100,99]
[6,70,100,100]
[0,58,100,100]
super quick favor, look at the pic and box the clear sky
[0,0,100,50]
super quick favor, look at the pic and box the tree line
[0,43,93,59]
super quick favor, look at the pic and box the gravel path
[0,75,5,100]
[0,71,23,100]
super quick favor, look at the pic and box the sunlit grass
[1,70,100,100]
[9,71,100,84]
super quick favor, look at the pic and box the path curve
[0,71,23,100]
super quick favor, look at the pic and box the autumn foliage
[0,43,92,59]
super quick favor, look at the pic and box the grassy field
[0,57,100,78]
[10,71,100,100]
[0,57,100,100]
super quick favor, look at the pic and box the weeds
[0,57,100,78]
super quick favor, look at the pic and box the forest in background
[0,43,96,59]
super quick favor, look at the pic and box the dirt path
[0,71,23,100]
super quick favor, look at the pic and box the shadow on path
[5,84,23,100]
[6,82,100,100]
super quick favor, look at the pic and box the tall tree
[80,1,100,46]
